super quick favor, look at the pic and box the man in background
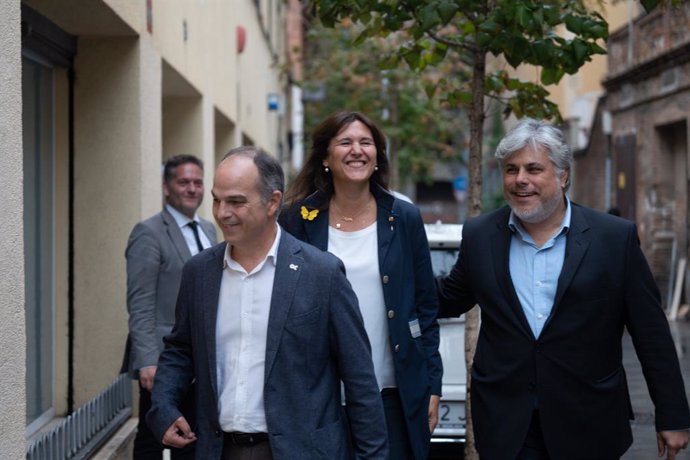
[122,154,217,459]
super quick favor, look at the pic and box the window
[21,4,74,436]
[23,54,55,433]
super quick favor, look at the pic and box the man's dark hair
[221,146,284,205]
[163,155,204,182]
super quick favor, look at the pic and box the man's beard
[509,191,564,224]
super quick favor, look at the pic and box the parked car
[425,222,467,444]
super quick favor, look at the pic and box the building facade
[574,3,690,305]
[2,0,290,456]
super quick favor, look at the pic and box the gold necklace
[331,198,372,229]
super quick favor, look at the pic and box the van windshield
[430,249,459,277]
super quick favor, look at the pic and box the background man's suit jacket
[122,208,217,373]
[439,203,690,460]
[147,230,388,460]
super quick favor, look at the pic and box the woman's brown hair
[285,111,389,206]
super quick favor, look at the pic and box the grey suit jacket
[147,230,388,459]
[123,207,217,372]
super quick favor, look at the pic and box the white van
[425,222,467,444]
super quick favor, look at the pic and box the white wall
[73,36,162,404]
[0,0,27,456]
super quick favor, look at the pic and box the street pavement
[622,318,690,460]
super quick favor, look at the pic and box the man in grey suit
[147,146,388,459]
[123,154,218,459]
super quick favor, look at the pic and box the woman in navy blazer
[279,111,442,460]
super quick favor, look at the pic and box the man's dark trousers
[134,382,195,460]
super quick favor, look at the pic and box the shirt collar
[508,196,571,238]
[223,223,281,272]
[166,203,199,228]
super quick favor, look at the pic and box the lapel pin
[289,264,299,271]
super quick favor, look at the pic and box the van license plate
[438,402,466,429]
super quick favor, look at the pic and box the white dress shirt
[165,204,212,256]
[216,225,281,432]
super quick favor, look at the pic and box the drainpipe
[627,0,635,67]
[602,110,612,211]
[67,67,75,414]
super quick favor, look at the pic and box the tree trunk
[463,44,486,460]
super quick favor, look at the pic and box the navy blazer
[147,230,388,460]
[279,185,442,460]
[439,203,690,460]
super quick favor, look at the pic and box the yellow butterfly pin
[300,206,319,221]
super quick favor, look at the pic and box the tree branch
[427,30,476,52]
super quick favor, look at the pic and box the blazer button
[394,344,400,352]
[215,430,221,437]
[382,275,389,284]
[387,310,395,319]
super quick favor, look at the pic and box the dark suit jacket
[438,203,690,460]
[147,230,388,460]
[279,185,442,460]
[122,208,217,373]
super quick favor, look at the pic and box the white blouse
[328,222,396,390]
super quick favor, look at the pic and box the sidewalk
[622,318,690,459]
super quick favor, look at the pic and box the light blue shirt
[508,199,571,338]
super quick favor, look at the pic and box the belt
[381,387,399,397]
[224,431,269,446]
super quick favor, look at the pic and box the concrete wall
[571,104,608,210]
[611,90,690,244]
[215,109,236,164]
[73,36,162,404]
[146,0,286,156]
[576,4,690,293]
[235,1,285,155]
[13,0,289,448]
[65,0,285,407]
[163,96,204,158]
[0,0,27,457]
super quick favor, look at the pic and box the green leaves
[540,67,565,86]
[301,22,467,184]
[638,0,684,14]
[309,0,608,121]
[437,2,460,24]
[501,82,562,121]
[640,0,660,11]
[420,3,443,30]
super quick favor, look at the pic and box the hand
[657,430,689,459]
[139,366,157,391]
[428,395,441,434]
[162,416,197,448]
